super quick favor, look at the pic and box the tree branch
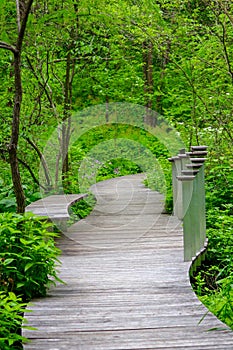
[219,21,233,82]
[0,41,17,54]
[25,137,52,187]
[16,0,34,51]
[0,148,46,190]
[171,59,211,115]
[216,0,233,28]
[16,0,21,32]
[26,55,59,117]
[17,158,47,190]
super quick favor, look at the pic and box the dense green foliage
[0,0,232,341]
[0,292,29,349]
[0,213,61,348]
[65,124,169,193]
[192,207,233,329]
[0,213,61,301]
[68,195,96,225]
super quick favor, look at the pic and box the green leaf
[3,258,15,265]
[24,262,34,272]
[8,292,17,301]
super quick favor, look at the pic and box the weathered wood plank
[23,174,232,349]
[26,193,87,219]
[25,193,88,231]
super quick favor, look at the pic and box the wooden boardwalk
[23,174,233,349]
[25,193,87,230]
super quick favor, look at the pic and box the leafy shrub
[0,291,29,350]
[164,187,173,214]
[205,156,233,212]
[64,123,169,193]
[96,158,141,182]
[0,180,17,213]
[198,278,233,329]
[0,161,43,213]
[75,124,169,159]
[0,197,16,212]
[0,212,62,301]
[192,207,233,329]
[68,194,96,225]
[144,157,173,213]
[206,208,233,270]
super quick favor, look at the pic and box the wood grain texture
[23,174,233,349]
[26,193,88,219]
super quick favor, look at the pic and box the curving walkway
[23,174,233,349]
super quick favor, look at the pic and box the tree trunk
[8,51,25,213]
[62,52,73,182]
[0,0,34,212]
[142,41,155,127]
[26,137,52,189]
[156,40,171,115]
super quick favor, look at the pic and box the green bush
[164,187,173,214]
[192,207,233,329]
[96,158,141,182]
[64,123,169,194]
[68,194,96,225]
[0,291,29,350]
[144,157,173,213]
[205,156,233,212]
[198,277,233,329]
[206,208,233,270]
[0,212,62,302]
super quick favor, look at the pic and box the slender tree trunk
[62,52,72,179]
[142,41,155,127]
[60,1,80,186]
[8,50,25,213]
[6,0,34,213]
[156,40,170,115]
[26,137,52,189]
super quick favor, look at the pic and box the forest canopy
[0,0,232,210]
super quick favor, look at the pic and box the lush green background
[0,0,233,347]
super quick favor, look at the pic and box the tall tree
[0,0,34,213]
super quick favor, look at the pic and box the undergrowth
[0,213,62,349]
[191,206,233,329]
[68,194,96,225]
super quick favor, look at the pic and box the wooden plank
[25,193,88,231]
[26,193,87,219]
[23,174,233,349]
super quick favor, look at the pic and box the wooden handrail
[169,146,208,262]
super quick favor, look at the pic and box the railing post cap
[191,145,208,151]
[168,156,180,162]
[190,158,207,163]
[186,163,204,169]
[177,175,195,181]
[182,169,199,175]
[178,153,189,159]
[186,151,208,156]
